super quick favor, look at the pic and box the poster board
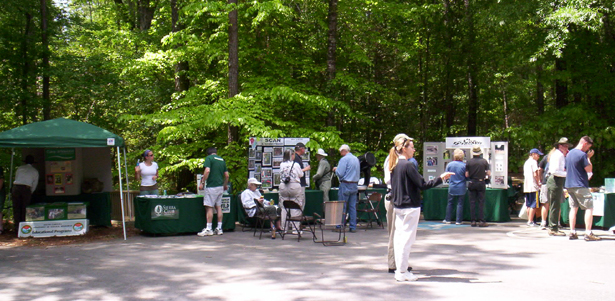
[44,148,83,196]
[489,141,508,189]
[423,142,445,183]
[248,137,310,190]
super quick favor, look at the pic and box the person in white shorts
[198,147,229,236]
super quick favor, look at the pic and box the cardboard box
[45,202,67,220]
[26,205,46,221]
[67,202,87,219]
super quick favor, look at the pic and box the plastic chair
[237,193,255,232]
[253,199,275,239]
[281,200,314,242]
[313,201,346,246]
[356,192,383,229]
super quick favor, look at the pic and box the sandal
[271,229,276,239]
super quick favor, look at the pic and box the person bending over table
[279,149,304,234]
[388,135,452,282]
[241,177,282,239]
[135,149,159,195]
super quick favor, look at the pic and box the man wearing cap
[523,148,544,226]
[241,177,281,238]
[294,143,311,213]
[546,137,571,236]
[12,155,39,232]
[565,136,600,241]
[333,144,360,232]
[465,146,490,227]
[312,149,332,202]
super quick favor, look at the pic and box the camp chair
[237,193,255,232]
[253,199,275,239]
[356,192,384,229]
[313,201,346,246]
[281,200,314,242]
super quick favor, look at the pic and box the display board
[423,142,445,183]
[44,148,82,196]
[489,141,508,189]
[248,137,310,189]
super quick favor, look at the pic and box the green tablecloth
[423,187,511,222]
[35,192,112,226]
[134,195,236,234]
[561,193,615,229]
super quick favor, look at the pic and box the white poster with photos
[248,137,310,189]
[489,141,508,189]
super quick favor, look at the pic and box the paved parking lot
[1,218,614,301]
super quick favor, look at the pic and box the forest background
[1,0,615,193]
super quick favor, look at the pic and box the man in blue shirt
[565,136,600,241]
[444,149,467,225]
[333,144,360,232]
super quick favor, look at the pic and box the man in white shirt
[523,149,543,226]
[546,138,571,236]
[241,178,281,238]
[12,155,39,233]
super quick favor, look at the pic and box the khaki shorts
[567,187,593,210]
[204,186,224,207]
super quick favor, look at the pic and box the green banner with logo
[45,148,76,161]
[151,203,179,220]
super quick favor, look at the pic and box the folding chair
[253,199,274,239]
[281,200,314,242]
[313,201,346,246]
[237,193,255,232]
[356,192,384,229]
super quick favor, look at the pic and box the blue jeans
[338,182,358,229]
[445,194,464,223]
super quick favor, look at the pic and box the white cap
[339,144,351,152]
[316,148,328,157]
[247,177,262,185]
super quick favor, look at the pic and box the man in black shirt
[465,146,491,227]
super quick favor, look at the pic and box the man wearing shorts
[198,147,229,236]
[523,148,543,226]
[565,136,600,241]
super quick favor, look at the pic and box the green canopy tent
[0,118,131,240]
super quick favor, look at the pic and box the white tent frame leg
[117,147,127,240]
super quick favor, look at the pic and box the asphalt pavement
[1,218,614,301]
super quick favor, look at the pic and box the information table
[33,192,112,226]
[560,193,615,229]
[423,187,510,222]
[134,194,236,234]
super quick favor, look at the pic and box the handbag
[283,161,296,184]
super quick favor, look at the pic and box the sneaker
[214,228,223,235]
[471,221,477,227]
[527,221,536,227]
[540,222,547,230]
[198,228,214,236]
[455,222,462,225]
[442,220,451,224]
[478,222,488,227]
[584,233,602,241]
[395,272,419,282]
[291,230,304,235]
[569,232,578,240]
[349,228,357,233]
[548,229,566,236]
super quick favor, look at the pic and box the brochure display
[248,137,310,189]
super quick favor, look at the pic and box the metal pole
[7,148,14,204]
[117,147,127,240]
[123,147,132,220]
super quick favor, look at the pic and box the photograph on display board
[54,174,63,185]
[273,147,283,157]
[249,148,255,158]
[66,173,73,185]
[262,168,273,178]
[494,144,505,154]
[263,147,274,153]
[46,174,54,185]
[272,157,282,168]
[249,171,255,179]
[255,150,262,160]
[494,176,505,185]
[495,162,504,172]
[300,151,309,161]
[254,173,261,182]
[26,207,45,221]
[443,150,451,160]
[426,157,438,166]
[285,147,294,153]
[54,186,65,194]
[248,159,255,170]
[263,152,272,166]
[48,208,66,220]
[261,178,272,189]
[255,163,262,173]
[273,172,281,186]
[425,145,438,155]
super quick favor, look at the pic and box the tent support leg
[117,147,127,240]
[123,147,132,220]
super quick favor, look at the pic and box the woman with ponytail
[389,135,453,282]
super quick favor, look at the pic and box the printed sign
[446,137,491,149]
[107,138,115,146]
[18,219,89,238]
[151,204,179,220]
[45,148,76,161]
[221,196,231,214]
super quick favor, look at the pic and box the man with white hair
[312,149,332,202]
[241,177,281,239]
[333,144,360,232]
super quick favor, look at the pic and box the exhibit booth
[248,137,310,189]
[422,137,511,222]
[0,118,131,239]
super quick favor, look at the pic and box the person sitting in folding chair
[241,177,281,239]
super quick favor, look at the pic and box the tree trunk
[443,0,455,134]
[137,0,157,31]
[555,58,568,108]
[227,0,239,144]
[21,13,33,125]
[464,0,478,136]
[171,0,190,92]
[325,0,337,127]
[41,0,51,120]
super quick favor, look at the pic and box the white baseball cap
[339,144,351,152]
[247,178,262,185]
[316,148,328,156]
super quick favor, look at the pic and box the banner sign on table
[151,204,179,220]
[221,196,231,213]
[18,219,89,238]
